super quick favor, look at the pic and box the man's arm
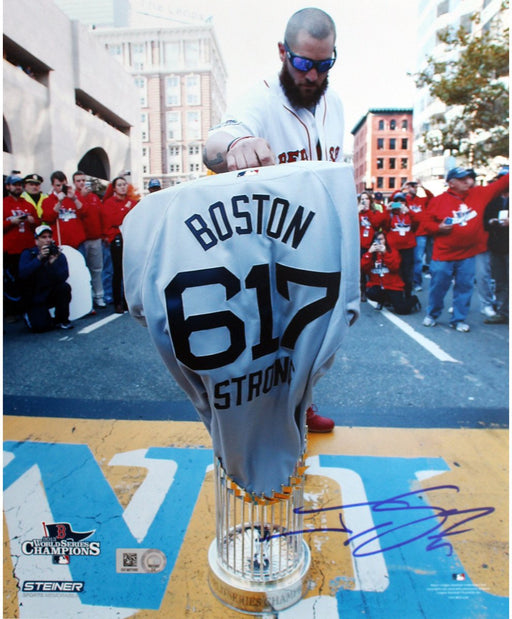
[203,131,275,173]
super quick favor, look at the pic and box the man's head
[23,173,43,196]
[148,178,162,193]
[278,8,336,109]
[50,170,68,194]
[446,167,474,193]
[405,180,418,196]
[34,225,53,249]
[6,174,23,197]
[72,170,88,193]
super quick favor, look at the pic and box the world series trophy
[123,161,359,614]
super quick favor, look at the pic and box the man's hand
[226,137,275,171]
[438,218,453,234]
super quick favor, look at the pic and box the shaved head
[284,7,336,46]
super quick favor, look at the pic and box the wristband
[226,136,252,152]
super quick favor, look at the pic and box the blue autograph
[262,485,494,557]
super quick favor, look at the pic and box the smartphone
[444,217,453,225]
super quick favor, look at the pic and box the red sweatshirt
[361,246,405,291]
[102,195,135,243]
[76,191,103,240]
[3,196,39,254]
[359,208,388,250]
[424,174,509,261]
[41,193,86,248]
[386,208,418,250]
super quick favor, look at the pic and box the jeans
[475,251,495,310]
[81,238,104,301]
[490,252,508,317]
[102,241,113,303]
[414,235,428,286]
[399,247,415,297]
[427,257,476,324]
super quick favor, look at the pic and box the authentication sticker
[116,548,167,574]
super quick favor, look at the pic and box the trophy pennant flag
[123,160,359,498]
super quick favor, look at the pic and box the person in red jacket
[41,171,86,249]
[73,171,106,308]
[102,176,136,313]
[3,174,39,317]
[422,166,509,332]
[361,231,420,314]
[358,191,387,301]
[385,193,419,298]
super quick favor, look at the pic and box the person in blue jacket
[18,225,73,332]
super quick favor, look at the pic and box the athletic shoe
[481,306,497,318]
[306,405,334,433]
[484,313,508,324]
[94,298,107,308]
[422,315,436,327]
[450,322,470,332]
[56,320,74,330]
[414,285,423,292]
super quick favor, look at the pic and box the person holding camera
[41,170,86,250]
[18,225,73,331]
[361,231,421,315]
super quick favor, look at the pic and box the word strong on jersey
[122,161,360,496]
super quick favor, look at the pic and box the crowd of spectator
[3,170,162,332]
[359,167,509,331]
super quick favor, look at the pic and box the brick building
[351,109,414,199]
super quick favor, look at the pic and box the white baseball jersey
[210,73,344,164]
[123,161,359,496]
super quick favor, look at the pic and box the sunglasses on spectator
[284,41,337,73]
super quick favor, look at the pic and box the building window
[378,120,385,130]
[165,41,180,68]
[189,145,200,156]
[108,44,122,61]
[402,119,408,130]
[131,43,145,71]
[390,120,396,130]
[389,138,396,150]
[401,158,408,169]
[189,163,200,172]
[377,177,383,188]
[388,178,396,189]
[401,138,408,149]
[184,40,200,66]
[142,146,150,173]
[186,74,201,105]
[168,164,181,173]
[186,111,201,140]
[389,157,396,170]
[134,76,147,108]
[377,157,384,169]
[166,76,181,107]
[168,145,181,174]
[401,177,408,187]
[141,113,149,142]
[377,138,384,150]
[166,112,182,140]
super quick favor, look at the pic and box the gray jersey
[123,161,359,496]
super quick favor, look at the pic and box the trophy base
[208,538,311,615]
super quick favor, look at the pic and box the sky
[161,0,419,151]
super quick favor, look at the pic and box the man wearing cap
[148,178,162,193]
[422,166,509,332]
[4,175,39,317]
[21,174,47,219]
[18,224,73,331]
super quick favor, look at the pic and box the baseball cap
[390,201,404,210]
[24,173,43,184]
[497,165,509,178]
[446,167,472,181]
[7,174,23,184]
[374,192,384,201]
[393,192,407,202]
[148,178,161,188]
[34,225,52,237]
[405,180,418,185]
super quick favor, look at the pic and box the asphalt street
[3,283,508,429]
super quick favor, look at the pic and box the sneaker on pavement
[422,315,436,327]
[414,285,423,292]
[94,298,107,308]
[306,405,334,433]
[56,320,74,330]
[450,321,470,332]
[482,306,497,318]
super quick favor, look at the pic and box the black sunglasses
[284,40,337,73]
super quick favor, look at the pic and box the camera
[61,185,69,196]
[48,242,59,256]
[18,213,28,220]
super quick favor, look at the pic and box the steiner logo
[21,522,101,564]
[22,581,85,593]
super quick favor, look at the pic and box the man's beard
[279,63,328,109]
